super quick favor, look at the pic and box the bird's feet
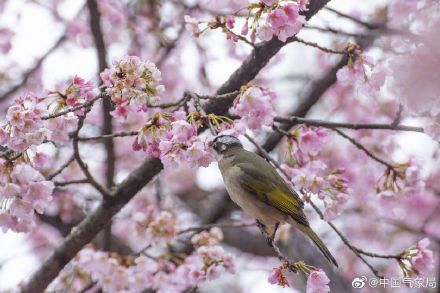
[256,221,279,247]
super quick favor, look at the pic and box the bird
[212,135,338,266]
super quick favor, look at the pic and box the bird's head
[212,135,243,154]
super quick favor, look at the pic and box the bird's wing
[236,161,309,226]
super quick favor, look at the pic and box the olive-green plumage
[213,135,338,267]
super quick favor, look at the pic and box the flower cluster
[400,238,434,277]
[231,86,276,131]
[376,161,425,198]
[268,261,330,293]
[282,126,350,219]
[52,238,234,292]
[189,245,235,283]
[147,211,178,242]
[185,0,308,43]
[133,112,216,169]
[101,56,165,119]
[191,227,223,247]
[63,76,96,108]
[284,161,350,220]
[0,94,49,152]
[0,161,54,232]
[256,1,308,42]
[0,75,97,150]
[337,53,387,98]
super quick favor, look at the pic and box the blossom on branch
[101,56,165,119]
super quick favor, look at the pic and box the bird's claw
[265,236,274,247]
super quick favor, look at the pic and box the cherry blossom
[1,94,49,152]
[231,86,276,131]
[101,56,165,119]
[400,238,435,277]
[0,162,54,232]
[306,269,330,293]
[268,267,289,287]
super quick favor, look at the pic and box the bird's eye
[219,144,228,152]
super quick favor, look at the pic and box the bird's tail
[296,223,338,267]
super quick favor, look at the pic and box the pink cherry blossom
[256,24,274,41]
[0,163,54,232]
[226,15,235,29]
[231,86,276,131]
[268,267,289,287]
[45,116,77,145]
[268,9,289,32]
[306,269,330,293]
[64,76,96,108]
[101,56,164,119]
[147,211,177,242]
[191,227,224,247]
[262,0,278,6]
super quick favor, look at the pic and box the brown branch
[325,6,381,30]
[78,131,139,141]
[188,92,217,135]
[177,221,256,235]
[41,94,104,120]
[0,36,66,103]
[203,0,332,114]
[293,36,347,55]
[22,1,331,291]
[262,30,380,153]
[309,201,391,279]
[88,0,115,252]
[331,128,396,172]
[72,110,110,197]
[304,25,373,38]
[87,0,115,190]
[273,116,424,133]
[46,155,75,180]
[22,158,163,293]
[54,179,89,187]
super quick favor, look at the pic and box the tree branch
[0,36,66,103]
[274,116,424,133]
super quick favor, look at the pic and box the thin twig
[54,179,89,187]
[187,92,217,135]
[178,221,256,235]
[331,128,396,172]
[0,36,66,102]
[293,36,347,55]
[46,155,75,180]
[309,201,386,278]
[273,116,424,133]
[71,106,110,197]
[41,94,105,120]
[325,7,381,30]
[198,91,240,100]
[78,131,139,141]
[304,25,373,38]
